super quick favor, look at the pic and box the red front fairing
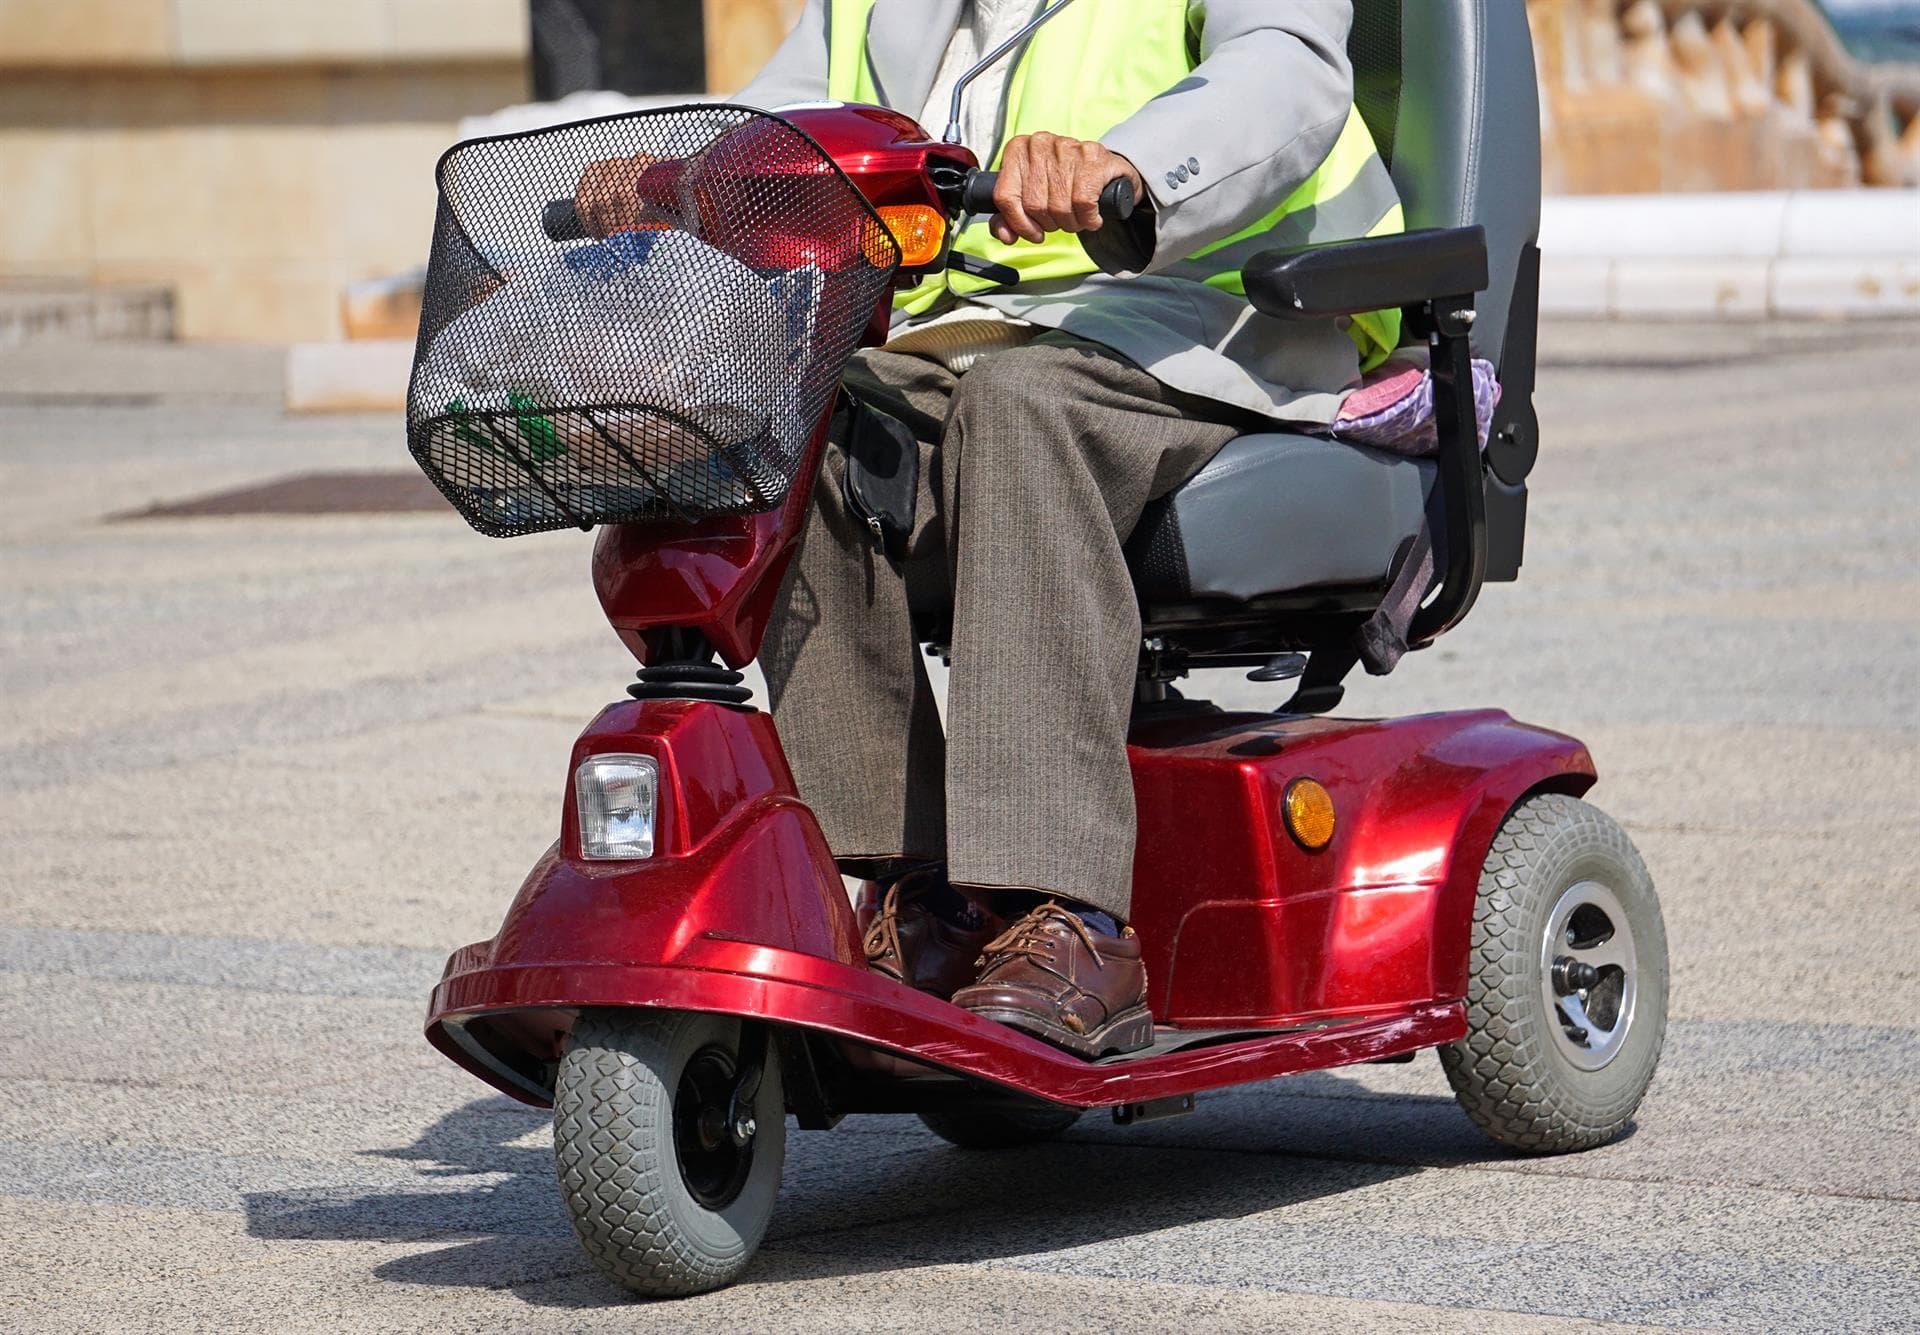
[426,701,1594,1108]
[592,105,973,668]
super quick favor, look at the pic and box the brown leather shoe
[952,903,1154,1059]
[859,873,998,1001]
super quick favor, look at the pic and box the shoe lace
[977,902,1102,973]
[862,881,906,965]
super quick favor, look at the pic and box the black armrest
[1243,226,1489,320]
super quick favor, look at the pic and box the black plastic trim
[1405,298,1487,645]
[1243,226,1489,321]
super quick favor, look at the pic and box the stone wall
[0,0,527,67]
[702,0,806,95]
[0,0,527,341]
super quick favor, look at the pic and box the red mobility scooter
[410,0,1666,1298]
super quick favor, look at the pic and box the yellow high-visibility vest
[826,0,1405,366]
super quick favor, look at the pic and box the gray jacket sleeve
[730,0,832,107]
[1102,0,1357,272]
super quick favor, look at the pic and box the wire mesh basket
[407,106,900,538]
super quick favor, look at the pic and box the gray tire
[554,1010,784,1297]
[918,1102,1082,1149]
[1440,793,1668,1153]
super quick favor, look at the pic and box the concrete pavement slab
[1,1197,1685,1334]
[3,323,1916,1328]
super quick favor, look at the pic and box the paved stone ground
[2,324,1916,1333]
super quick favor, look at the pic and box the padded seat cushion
[1125,432,1437,606]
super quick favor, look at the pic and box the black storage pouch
[839,392,920,562]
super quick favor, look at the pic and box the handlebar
[959,170,1136,224]
[540,171,1145,270]
[543,198,588,242]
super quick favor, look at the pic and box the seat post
[1406,295,1488,646]
[1135,636,1182,705]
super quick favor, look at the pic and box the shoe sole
[964,1003,1155,1060]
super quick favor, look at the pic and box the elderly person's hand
[988,132,1146,245]
[572,153,664,238]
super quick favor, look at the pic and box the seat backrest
[1349,0,1541,366]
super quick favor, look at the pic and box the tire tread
[1439,793,1668,1154]
[554,1011,779,1297]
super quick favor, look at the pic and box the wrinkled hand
[572,153,663,238]
[989,132,1145,245]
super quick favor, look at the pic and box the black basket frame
[406,104,902,538]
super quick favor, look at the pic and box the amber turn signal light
[872,204,948,268]
[1282,778,1337,851]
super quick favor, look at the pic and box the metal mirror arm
[942,0,1082,143]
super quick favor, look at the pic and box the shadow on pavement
[243,1070,1513,1308]
[244,1098,560,1244]
[236,1068,1512,1306]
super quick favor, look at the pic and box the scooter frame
[423,103,1600,1118]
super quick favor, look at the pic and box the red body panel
[591,106,972,668]
[554,698,863,964]
[591,444,818,669]
[426,699,1593,1108]
[1126,708,1594,1026]
[782,104,975,241]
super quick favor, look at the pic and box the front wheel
[1440,793,1668,1153]
[554,1010,784,1297]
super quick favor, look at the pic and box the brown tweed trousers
[760,332,1250,919]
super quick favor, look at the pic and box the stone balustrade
[1529,0,1920,190]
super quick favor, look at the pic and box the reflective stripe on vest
[825,0,1404,367]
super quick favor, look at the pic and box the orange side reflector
[873,205,948,268]
[1282,778,1337,851]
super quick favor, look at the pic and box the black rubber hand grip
[958,171,1137,224]
[543,197,587,242]
[960,170,1000,215]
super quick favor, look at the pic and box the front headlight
[575,754,658,860]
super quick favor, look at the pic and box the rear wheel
[554,1010,784,1297]
[1440,793,1668,1153]
[918,1102,1082,1149]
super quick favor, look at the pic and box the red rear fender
[1127,709,1596,1025]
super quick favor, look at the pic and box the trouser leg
[759,349,957,875]
[940,336,1242,919]
[764,334,1244,915]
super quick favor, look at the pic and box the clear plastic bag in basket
[412,227,823,514]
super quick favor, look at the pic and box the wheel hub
[672,1046,756,1210]
[1540,880,1637,1071]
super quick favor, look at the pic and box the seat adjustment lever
[1247,653,1308,683]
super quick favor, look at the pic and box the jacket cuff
[1103,105,1348,274]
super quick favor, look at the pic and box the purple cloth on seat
[1325,351,1500,456]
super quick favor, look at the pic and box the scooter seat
[1125,432,1438,607]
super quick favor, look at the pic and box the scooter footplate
[1092,1021,1347,1065]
